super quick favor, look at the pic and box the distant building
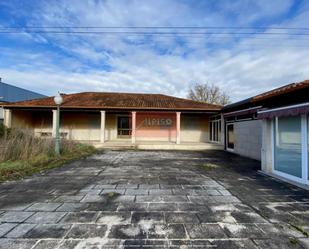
[0,79,46,123]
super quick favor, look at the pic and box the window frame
[226,122,235,151]
[271,115,309,185]
[117,115,132,138]
[209,118,221,143]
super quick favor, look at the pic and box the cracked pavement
[0,150,309,248]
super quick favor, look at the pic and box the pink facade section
[135,112,177,139]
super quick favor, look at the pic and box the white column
[220,114,225,145]
[132,111,136,144]
[52,110,57,137]
[176,112,181,144]
[261,119,273,174]
[261,119,267,172]
[4,109,12,128]
[100,111,106,143]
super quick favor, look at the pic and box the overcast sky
[0,0,309,102]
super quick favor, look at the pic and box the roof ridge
[160,94,223,107]
[68,91,164,95]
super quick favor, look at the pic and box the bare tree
[187,83,230,105]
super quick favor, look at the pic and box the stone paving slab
[0,211,34,223]
[5,223,36,238]
[0,150,309,248]
[25,211,66,224]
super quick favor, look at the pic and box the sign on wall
[136,112,176,138]
[142,117,173,127]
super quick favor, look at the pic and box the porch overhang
[257,102,309,119]
[2,105,220,114]
[223,106,262,118]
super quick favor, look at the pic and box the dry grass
[0,124,96,181]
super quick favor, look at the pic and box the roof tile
[5,92,221,111]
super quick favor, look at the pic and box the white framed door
[226,123,235,151]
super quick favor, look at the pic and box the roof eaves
[252,80,309,102]
[221,97,252,112]
[3,105,220,111]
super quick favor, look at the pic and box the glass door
[272,114,309,185]
[274,116,302,179]
[209,119,221,143]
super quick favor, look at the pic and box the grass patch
[289,237,299,245]
[197,163,219,170]
[0,123,5,137]
[0,127,96,182]
[104,192,121,199]
[290,224,309,238]
[256,210,270,220]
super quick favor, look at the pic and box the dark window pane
[227,124,234,149]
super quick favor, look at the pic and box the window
[209,118,221,143]
[271,114,309,185]
[226,123,234,150]
[274,116,302,178]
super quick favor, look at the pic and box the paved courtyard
[0,150,309,248]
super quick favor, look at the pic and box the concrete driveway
[0,150,309,248]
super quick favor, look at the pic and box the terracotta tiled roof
[4,92,221,111]
[252,79,309,102]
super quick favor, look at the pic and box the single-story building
[222,79,309,187]
[2,92,223,150]
[3,79,309,187]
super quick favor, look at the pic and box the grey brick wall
[233,120,262,161]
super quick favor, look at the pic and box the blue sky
[0,0,309,102]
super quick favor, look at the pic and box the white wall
[0,107,3,122]
[233,120,262,160]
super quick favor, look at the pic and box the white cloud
[1,0,309,102]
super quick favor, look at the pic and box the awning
[257,102,309,119]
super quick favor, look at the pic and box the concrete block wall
[233,120,262,160]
